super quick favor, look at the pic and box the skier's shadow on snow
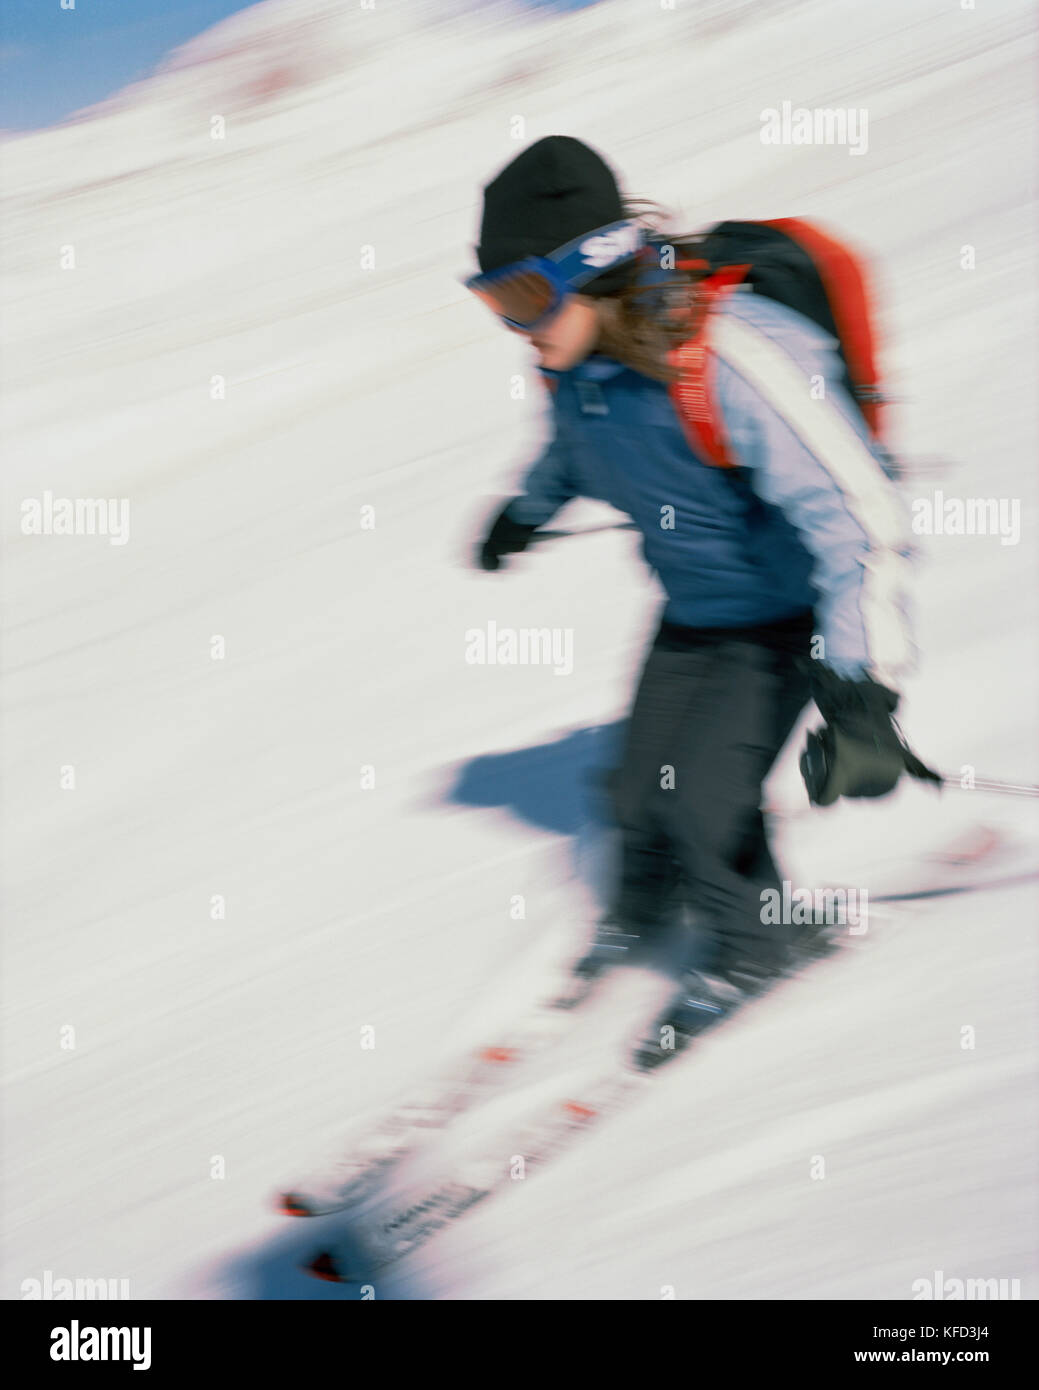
[448,720,697,976]
[448,721,624,837]
[448,721,629,912]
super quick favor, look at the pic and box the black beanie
[476,136,634,296]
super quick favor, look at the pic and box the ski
[283,821,1031,1228]
[276,967,610,1218]
[827,823,1039,905]
[301,923,851,1284]
[305,1066,649,1283]
[871,865,1039,904]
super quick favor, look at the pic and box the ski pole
[935,774,1039,798]
[530,521,638,542]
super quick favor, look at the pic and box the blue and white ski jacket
[507,289,914,686]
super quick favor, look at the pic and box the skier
[467,136,936,1065]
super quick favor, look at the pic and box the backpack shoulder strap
[668,218,885,464]
[760,217,884,438]
[667,263,748,469]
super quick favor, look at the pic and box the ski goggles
[464,219,648,330]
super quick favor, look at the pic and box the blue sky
[0,0,256,130]
[1,0,601,133]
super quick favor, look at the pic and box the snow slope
[2,0,1036,1300]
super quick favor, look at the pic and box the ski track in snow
[2,0,1036,1299]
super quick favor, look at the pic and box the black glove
[800,668,941,807]
[477,501,538,572]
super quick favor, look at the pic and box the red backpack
[666,218,886,468]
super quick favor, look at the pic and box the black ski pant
[607,613,814,978]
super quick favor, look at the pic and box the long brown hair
[592,199,712,382]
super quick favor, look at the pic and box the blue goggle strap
[466,218,648,298]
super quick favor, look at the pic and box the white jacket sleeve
[712,312,915,689]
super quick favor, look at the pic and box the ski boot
[571,916,642,982]
[548,917,643,1010]
[790,912,845,963]
[632,969,746,1071]
[631,943,792,1071]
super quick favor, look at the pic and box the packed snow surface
[2,0,1036,1299]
